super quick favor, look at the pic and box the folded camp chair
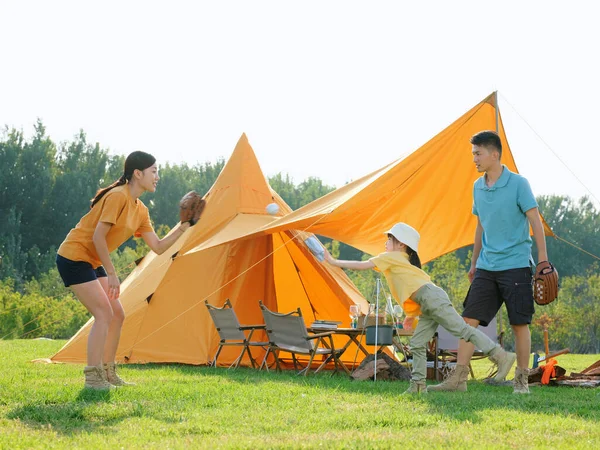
[258,300,346,376]
[205,299,268,369]
[431,316,504,380]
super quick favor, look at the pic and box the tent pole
[374,278,380,381]
[494,90,505,341]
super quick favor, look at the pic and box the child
[323,222,516,394]
[56,151,193,390]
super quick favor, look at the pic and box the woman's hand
[107,273,120,300]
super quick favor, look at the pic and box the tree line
[1,122,599,353]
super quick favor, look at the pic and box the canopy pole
[494,90,499,135]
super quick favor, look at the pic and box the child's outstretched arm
[323,247,375,270]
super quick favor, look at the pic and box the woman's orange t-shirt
[57,185,154,268]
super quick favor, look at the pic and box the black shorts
[462,267,534,326]
[56,254,108,287]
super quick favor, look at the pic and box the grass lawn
[0,339,599,449]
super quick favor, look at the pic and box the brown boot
[402,380,428,395]
[104,362,136,386]
[427,364,470,392]
[84,365,114,390]
[488,348,516,382]
[513,367,530,394]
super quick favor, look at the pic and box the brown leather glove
[179,191,205,226]
[533,261,559,306]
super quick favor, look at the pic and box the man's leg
[512,324,531,369]
[498,268,534,394]
[456,317,480,365]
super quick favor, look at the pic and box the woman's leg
[70,280,114,366]
[97,277,126,364]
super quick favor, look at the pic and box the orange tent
[249,92,553,261]
[52,134,369,366]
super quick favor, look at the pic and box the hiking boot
[403,380,427,395]
[489,348,517,382]
[427,364,469,392]
[104,362,136,386]
[84,365,114,390]
[513,367,530,394]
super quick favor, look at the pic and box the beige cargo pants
[409,283,500,381]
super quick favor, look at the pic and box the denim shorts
[56,254,107,287]
[462,267,534,326]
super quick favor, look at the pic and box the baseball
[266,203,280,215]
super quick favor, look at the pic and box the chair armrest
[307,331,335,339]
[240,325,266,330]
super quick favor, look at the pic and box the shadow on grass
[8,388,112,434]
[120,362,600,424]
[7,387,180,435]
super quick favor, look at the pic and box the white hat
[385,223,420,253]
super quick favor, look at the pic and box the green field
[0,340,598,449]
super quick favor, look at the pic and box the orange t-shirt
[57,185,154,268]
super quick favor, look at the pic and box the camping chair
[258,300,346,376]
[431,316,504,380]
[205,299,268,369]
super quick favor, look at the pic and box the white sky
[1,1,599,208]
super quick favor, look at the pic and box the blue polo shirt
[473,166,538,271]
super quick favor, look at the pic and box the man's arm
[526,207,548,263]
[469,217,483,282]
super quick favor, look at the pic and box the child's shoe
[402,380,427,395]
[488,348,516,382]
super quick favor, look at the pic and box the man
[429,130,548,394]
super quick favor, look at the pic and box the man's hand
[468,265,477,283]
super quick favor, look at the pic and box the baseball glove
[533,261,559,306]
[179,191,205,226]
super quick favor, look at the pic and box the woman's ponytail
[90,175,127,209]
[89,151,156,209]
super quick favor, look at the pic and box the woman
[56,151,192,389]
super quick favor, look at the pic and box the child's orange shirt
[57,185,153,268]
[369,251,430,317]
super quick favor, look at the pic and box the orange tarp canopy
[252,92,553,263]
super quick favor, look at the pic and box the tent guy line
[500,92,600,207]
